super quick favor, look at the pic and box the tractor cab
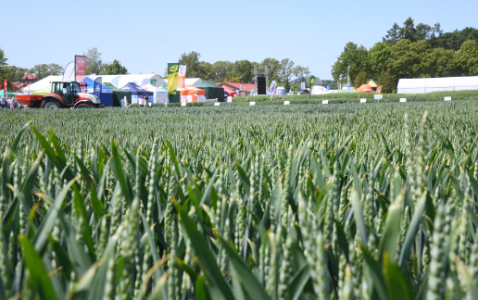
[51,81,81,106]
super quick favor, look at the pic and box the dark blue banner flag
[94,77,102,98]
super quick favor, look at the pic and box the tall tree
[101,60,128,75]
[6,66,29,81]
[260,58,281,81]
[232,60,254,83]
[28,63,64,79]
[178,51,201,78]
[454,40,478,75]
[383,23,401,45]
[331,42,368,86]
[368,42,392,79]
[196,61,214,81]
[212,61,233,82]
[278,58,295,82]
[292,66,311,83]
[84,47,104,75]
[400,17,417,42]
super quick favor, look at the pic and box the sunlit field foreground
[0,101,477,299]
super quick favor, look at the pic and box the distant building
[216,82,258,96]
[14,74,38,93]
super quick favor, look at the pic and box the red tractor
[17,81,103,108]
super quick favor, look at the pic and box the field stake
[322,100,329,105]
[284,101,290,105]
[360,98,366,103]
[444,96,452,101]
[250,102,256,106]
[400,98,407,103]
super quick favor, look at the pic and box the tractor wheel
[76,102,93,108]
[42,98,62,109]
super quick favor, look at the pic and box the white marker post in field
[400,98,407,103]
[250,102,256,106]
[444,97,452,101]
[284,101,290,105]
[360,98,366,103]
[322,100,329,104]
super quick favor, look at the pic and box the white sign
[400,98,407,103]
[374,95,383,100]
[360,98,366,103]
[179,65,187,76]
[322,100,328,104]
[181,95,192,103]
[227,96,232,102]
[444,96,452,101]
[181,103,187,107]
[250,102,256,106]
[214,102,220,106]
[284,101,290,105]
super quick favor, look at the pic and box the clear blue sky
[1,0,477,80]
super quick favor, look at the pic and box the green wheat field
[0,101,477,300]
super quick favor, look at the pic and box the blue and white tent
[119,82,153,104]
[85,77,113,107]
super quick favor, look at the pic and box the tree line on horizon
[332,17,478,93]
[174,51,313,90]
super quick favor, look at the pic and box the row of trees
[332,18,478,93]
[176,51,312,85]
[383,18,478,50]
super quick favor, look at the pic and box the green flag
[167,63,179,95]
[309,75,315,90]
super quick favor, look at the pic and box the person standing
[144,95,150,107]
[138,95,144,107]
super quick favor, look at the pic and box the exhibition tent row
[19,74,228,105]
[21,75,177,106]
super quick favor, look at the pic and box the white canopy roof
[88,74,167,88]
[397,76,478,94]
[23,75,62,94]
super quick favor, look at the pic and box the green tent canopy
[0,89,14,97]
[158,84,167,90]
[194,80,224,102]
[104,83,132,106]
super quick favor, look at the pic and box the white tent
[89,74,167,88]
[311,86,327,95]
[142,84,168,103]
[22,75,62,94]
[397,76,478,94]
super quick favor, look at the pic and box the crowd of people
[0,96,22,109]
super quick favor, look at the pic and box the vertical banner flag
[94,77,102,98]
[63,62,76,82]
[3,78,7,98]
[326,85,330,91]
[301,82,305,90]
[178,65,187,89]
[309,76,315,90]
[167,63,179,95]
[308,76,315,98]
[75,55,87,92]
[377,86,382,94]
[270,80,277,100]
